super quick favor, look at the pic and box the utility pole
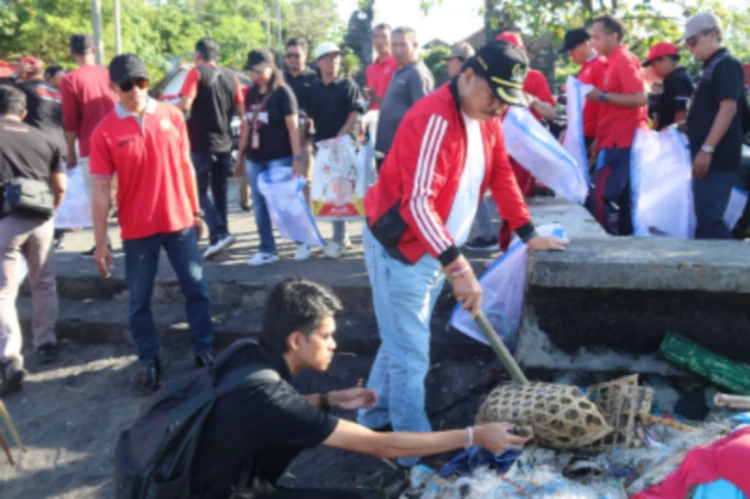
[276,1,282,54]
[265,8,271,48]
[91,0,105,65]
[484,0,494,45]
[114,0,122,55]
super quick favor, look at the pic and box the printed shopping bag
[311,136,366,220]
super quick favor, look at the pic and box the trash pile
[400,369,750,499]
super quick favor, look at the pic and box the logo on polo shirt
[160,118,172,131]
[117,138,135,148]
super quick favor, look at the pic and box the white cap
[681,13,722,40]
[314,41,342,61]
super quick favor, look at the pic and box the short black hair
[45,65,64,80]
[0,84,27,116]
[393,27,417,42]
[70,34,94,55]
[195,37,219,62]
[260,278,343,353]
[373,23,392,33]
[593,14,626,42]
[286,37,308,52]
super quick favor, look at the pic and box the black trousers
[255,488,362,498]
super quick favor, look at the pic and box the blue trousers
[123,228,214,363]
[693,169,736,239]
[192,152,232,241]
[592,147,633,236]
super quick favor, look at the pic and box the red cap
[19,56,43,69]
[643,42,678,67]
[496,32,524,49]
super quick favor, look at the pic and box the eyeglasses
[285,53,301,60]
[119,77,149,92]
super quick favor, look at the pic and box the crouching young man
[191,278,530,498]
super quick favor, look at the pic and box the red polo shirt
[577,55,607,139]
[597,45,648,149]
[89,100,197,240]
[365,54,398,110]
[60,64,118,157]
[523,69,555,122]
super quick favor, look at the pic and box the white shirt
[445,113,486,246]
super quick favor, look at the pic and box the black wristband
[320,393,331,411]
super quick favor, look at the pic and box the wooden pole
[91,0,105,65]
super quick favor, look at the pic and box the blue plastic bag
[257,168,325,247]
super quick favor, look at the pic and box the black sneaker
[36,343,59,364]
[240,203,253,213]
[465,236,500,252]
[135,358,161,395]
[195,352,214,369]
[1,357,26,396]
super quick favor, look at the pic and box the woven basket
[583,374,655,452]
[476,382,614,449]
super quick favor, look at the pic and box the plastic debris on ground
[402,375,745,499]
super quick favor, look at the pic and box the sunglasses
[285,53,301,60]
[119,77,149,92]
[685,29,713,48]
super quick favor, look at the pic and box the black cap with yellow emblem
[467,41,529,107]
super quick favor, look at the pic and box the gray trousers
[0,215,58,363]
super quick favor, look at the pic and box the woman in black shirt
[234,49,305,265]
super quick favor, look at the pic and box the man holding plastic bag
[357,41,566,467]
[586,15,649,236]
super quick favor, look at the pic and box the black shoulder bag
[1,164,55,219]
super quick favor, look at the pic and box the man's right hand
[94,244,113,278]
[446,256,482,317]
[67,152,78,169]
[232,160,244,178]
[475,422,533,454]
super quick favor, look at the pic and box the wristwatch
[599,92,608,103]
[701,144,715,154]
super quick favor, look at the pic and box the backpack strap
[215,363,280,398]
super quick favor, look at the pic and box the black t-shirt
[0,118,64,219]
[20,80,67,155]
[191,344,338,499]
[687,48,745,172]
[308,76,364,143]
[244,84,298,163]
[284,67,318,120]
[654,67,694,131]
[188,65,238,154]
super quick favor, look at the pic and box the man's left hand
[329,386,377,410]
[692,151,711,180]
[526,236,568,252]
[194,217,206,240]
[586,88,602,102]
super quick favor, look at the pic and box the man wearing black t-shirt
[20,62,67,156]
[0,85,67,393]
[683,14,746,239]
[308,42,364,259]
[642,42,694,131]
[191,278,531,498]
[178,37,245,259]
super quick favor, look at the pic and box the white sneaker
[203,234,237,260]
[323,241,345,259]
[294,244,312,261]
[246,252,280,266]
[343,234,352,249]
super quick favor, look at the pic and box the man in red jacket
[357,41,566,467]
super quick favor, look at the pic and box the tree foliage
[0,0,344,81]
[422,45,451,86]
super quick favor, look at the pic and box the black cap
[108,54,149,85]
[70,34,94,56]
[558,28,590,54]
[467,41,529,106]
[244,49,274,71]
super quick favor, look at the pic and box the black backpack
[113,340,280,499]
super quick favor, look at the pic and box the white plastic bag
[55,166,92,229]
[311,135,366,220]
[257,168,325,247]
[562,75,595,186]
[450,224,568,351]
[503,106,588,204]
[723,186,748,231]
[631,127,694,239]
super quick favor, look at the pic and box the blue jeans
[192,152,232,241]
[123,228,214,363]
[247,157,293,254]
[592,148,633,236]
[693,169,736,239]
[357,226,445,467]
